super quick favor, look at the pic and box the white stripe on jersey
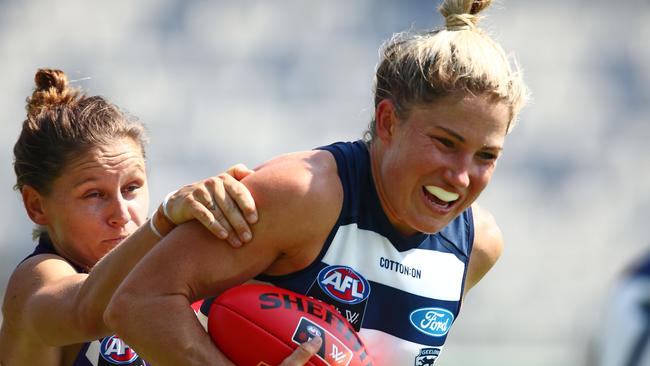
[359,328,444,366]
[84,340,100,365]
[196,307,209,332]
[322,224,465,301]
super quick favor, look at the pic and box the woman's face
[40,138,149,269]
[375,93,510,235]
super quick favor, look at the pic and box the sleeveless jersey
[21,235,149,366]
[599,251,650,366]
[198,140,474,365]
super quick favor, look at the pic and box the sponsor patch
[414,347,441,366]
[99,335,143,365]
[307,265,371,331]
[379,257,423,279]
[317,265,370,304]
[292,317,353,366]
[409,308,454,337]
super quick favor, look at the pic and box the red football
[208,284,374,366]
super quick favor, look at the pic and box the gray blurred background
[1,0,649,365]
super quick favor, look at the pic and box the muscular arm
[464,203,504,293]
[0,170,257,360]
[0,225,160,350]
[105,151,342,366]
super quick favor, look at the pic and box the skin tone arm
[464,203,504,293]
[0,168,256,355]
[105,151,343,366]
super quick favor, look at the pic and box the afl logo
[409,308,454,337]
[317,265,370,304]
[99,335,139,364]
[306,325,322,337]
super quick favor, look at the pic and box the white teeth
[424,186,459,202]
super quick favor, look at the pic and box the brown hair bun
[26,68,80,119]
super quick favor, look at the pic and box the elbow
[76,298,110,338]
[103,290,131,336]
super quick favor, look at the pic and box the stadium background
[0,0,649,365]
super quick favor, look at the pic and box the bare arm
[105,151,342,366]
[14,224,161,346]
[464,203,504,293]
[1,170,259,349]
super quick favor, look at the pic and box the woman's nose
[108,195,131,227]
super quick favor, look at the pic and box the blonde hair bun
[439,0,492,31]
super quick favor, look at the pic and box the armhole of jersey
[456,205,475,316]
[256,144,350,283]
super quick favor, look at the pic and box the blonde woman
[107,0,529,364]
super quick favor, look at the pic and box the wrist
[150,204,177,238]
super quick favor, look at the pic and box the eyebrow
[435,126,465,143]
[71,164,146,188]
[72,177,100,188]
[434,126,503,152]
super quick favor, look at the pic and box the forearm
[74,222,159,335]
[106,293,230,365]
[104,220,279,365]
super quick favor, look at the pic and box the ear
[22,185,49,225]
[374,99,399,144]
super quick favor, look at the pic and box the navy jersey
[248,140,474,365]
[599,251,650,366]
[20,235,149,366]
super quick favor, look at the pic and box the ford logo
[409,307,454,337]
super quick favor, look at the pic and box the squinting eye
[124,185,140,193]
[435,137,454,148]
[84,191,102,199]
[477,152,498,161]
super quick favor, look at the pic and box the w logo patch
[291,317,353,366]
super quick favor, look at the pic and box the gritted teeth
[424,186,459,202]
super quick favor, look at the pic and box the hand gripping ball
[208,284,374,366]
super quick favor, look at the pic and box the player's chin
[410,212,455,234]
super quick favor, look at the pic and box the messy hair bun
[367,0,528,141]
[440,0,491,30]
[26,69,80,120]
[14,68,147,199]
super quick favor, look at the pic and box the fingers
[219,172,258,224]
[188,198,231,241]
[278,336,322,366]
[163,184,238,245]
[225,163,254,181]
[206,176,253,247]
[163,168,257,247]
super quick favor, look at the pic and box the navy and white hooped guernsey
[258,140,475,365]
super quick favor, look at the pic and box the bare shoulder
[248,149,341,205]
[464,203,504,292]
[3,255,78,315]
[245,149,343,265]
[1,254,80,336]
[244,149,341,242]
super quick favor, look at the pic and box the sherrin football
[208,284,374,366]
